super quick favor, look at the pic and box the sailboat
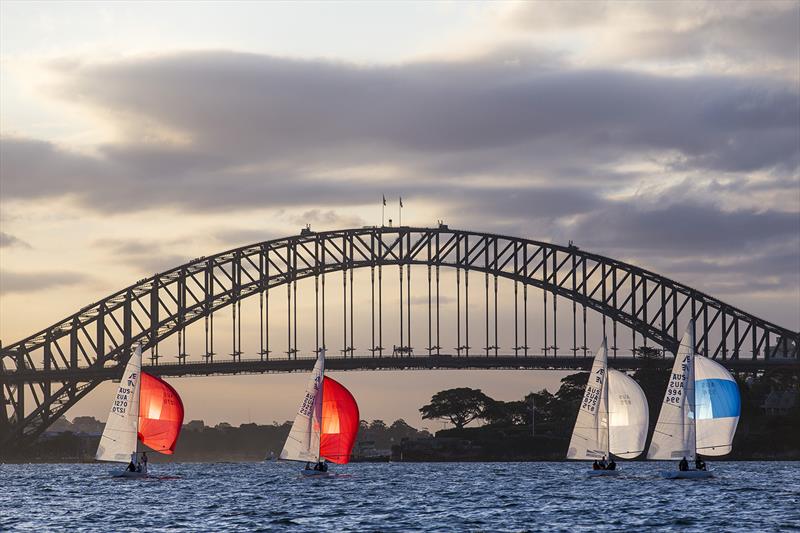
[647,323,741,479]
[567,338,649,477]
[278,349,360,477]
[96,344,185,478]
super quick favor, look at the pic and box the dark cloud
[1,49,797,312]
[46,51,797,173]
[568,201,799,254]
[0,270,89,294]
[0,232,30,248]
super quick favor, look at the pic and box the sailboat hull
[301,468,332,478]
[110,468,149,479]
[587,469,621,477]
[660,470,713,479]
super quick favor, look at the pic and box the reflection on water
[1,461,798,532]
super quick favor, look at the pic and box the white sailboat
[96,343,185,478]
[96,344,145,478]
[647,323,741,479]
[567,338,649,476]
[279,349,360,477]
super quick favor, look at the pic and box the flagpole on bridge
[382,194,386,227]
[399,196,403,226]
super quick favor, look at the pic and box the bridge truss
[1,226,797,451]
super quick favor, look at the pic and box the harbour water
[1,461,798,532]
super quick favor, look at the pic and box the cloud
[1,47,797,319]
[92,237,189,274]
[570,201,800,254]
[503,1,800,78]
[0,270,89,294]
[1,51,794,215]
[0,232,30,248]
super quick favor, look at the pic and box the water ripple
[1,461,798,532]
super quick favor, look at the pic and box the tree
[482,399,528,426]
[369,420,387,431]
[420,388,492,429]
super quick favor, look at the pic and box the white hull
[301,468,332,478]
[587,469,621,477]
[660,469,713,479]
[110,468,149,479]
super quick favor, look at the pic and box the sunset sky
[1,1,798,427]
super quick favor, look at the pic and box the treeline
[4,418,430,463]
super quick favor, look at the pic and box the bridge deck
[4,354,795,383]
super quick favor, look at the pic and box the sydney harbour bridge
[1,225,798,452]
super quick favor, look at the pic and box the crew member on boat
[694,457,706,471]
[141,452,148,473]
[678,457,689,471]
[599,456,608,469]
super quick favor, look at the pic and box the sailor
[695,457,706,471]
[599,456,608,469]
[305,462,312,470]
[321,462,328,472]
[592,461,600,470]
[607,459,616,471]
[127,451,137,472]
[141,452,148,473]
[678,456,689,471]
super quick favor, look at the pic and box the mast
[691,327,698,460]
[318,358,326,461]
[604,338,610,458]
[135,344,142,460]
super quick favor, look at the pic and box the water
[1,461,798,532]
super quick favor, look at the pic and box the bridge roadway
[4,353,795,384]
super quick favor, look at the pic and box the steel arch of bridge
[1,225,798,450]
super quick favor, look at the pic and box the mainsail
[607,369,649,458]
[96,345,142,463]
[647,327,697,460]
[138,372,185,454]
[567,339,609,459]
[279,350,325,462]
[694,355,740,456]
[319,376,360,464]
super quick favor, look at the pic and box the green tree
[420,388,493,429]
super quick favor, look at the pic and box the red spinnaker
[319,376,360,464]
[138,372,184,454]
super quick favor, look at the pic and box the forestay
[567,340,609,459]
[647,328,696,460]
[96,345,142,463]
[279,350,325,462]
[607,370,648,459]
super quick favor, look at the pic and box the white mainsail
[279,349,325,462]
[647,327,697,460]
[607,369,649,459]
[567,339,609,459]
[695,355,740,456]
[96,344,142,463]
